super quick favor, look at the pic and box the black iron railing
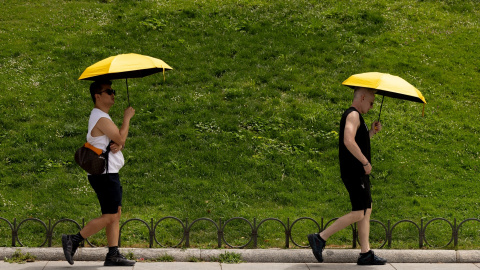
[0,217,478,249]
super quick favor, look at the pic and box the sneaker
[104,252,136,266]
[61,234,74,265]
[307,233,325,262]
[71,242,79,258]
[357,250,387,265]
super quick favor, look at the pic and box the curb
[1,248,480,263]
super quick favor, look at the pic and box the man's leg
[79,213,119,239]
[308,210,365,263]
[320,210,365,240]
[356,206,372,253]
[106,207,121,247]
[356,205,387,265]
[102,206,135,266]
[62,212,118,265]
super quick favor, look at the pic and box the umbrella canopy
[342,72,426,104]
[79,53,173,106]
[342,72,426,121]
[79,53,173,81]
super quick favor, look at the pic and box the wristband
[363,162,369,166]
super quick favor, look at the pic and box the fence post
[81,218,85,247]
[453,218,458,249]
[285,218,290,249]
[47,219,52,247]
[252,218,258,248]
[387,220,391,248]
[184,218,190,248]
[217,218,223,248]
[12,218,16,247]
[419,219,424,248]
[149,218,154,248]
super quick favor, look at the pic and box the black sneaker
[104,252,136,266]
[71,242,79,258]
[61,234,74,265]
[307,233,325,262]
[357,250,387,265]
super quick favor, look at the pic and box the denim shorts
[88,173,123,214]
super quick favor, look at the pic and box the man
[308,87,387,265]
[62,81,136,266]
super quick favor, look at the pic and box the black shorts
[88,173,123,214]
[342,175,372,212]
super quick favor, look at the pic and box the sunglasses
[99,89,116,96]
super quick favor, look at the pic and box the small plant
[188,256,204,262]
[125,251,136,260]
[215,251,243,264]
[154,254,174,262]
[135,254,174,263]
[4,249,36,264]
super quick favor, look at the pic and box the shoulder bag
[74,142,110,175]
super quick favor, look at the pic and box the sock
[360,250,372,256]
[108,246,119,256]
[318,235,327,244]
[71,232,84,245]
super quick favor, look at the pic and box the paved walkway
[1,248,480,263]
[1,248,479,269]
[1,261,480,270]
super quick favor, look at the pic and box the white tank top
[87,108,125,174]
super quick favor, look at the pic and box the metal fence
[0,216,479,249]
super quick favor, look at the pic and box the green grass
[3,249,36,264]
[213,251,243,264]
[1,0,480,249]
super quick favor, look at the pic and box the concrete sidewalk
[1,261,480,270]
[1,248,480,270]
[1,247,480,263]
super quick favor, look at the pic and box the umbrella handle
[126,78,130,107]
[375,96,384,132]
[377,95,384,123]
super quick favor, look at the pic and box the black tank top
[339,107,371,179]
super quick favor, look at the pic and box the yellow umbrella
[342,72,426,121]
[79,53,173,105]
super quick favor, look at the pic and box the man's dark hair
[90,80,112,104]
